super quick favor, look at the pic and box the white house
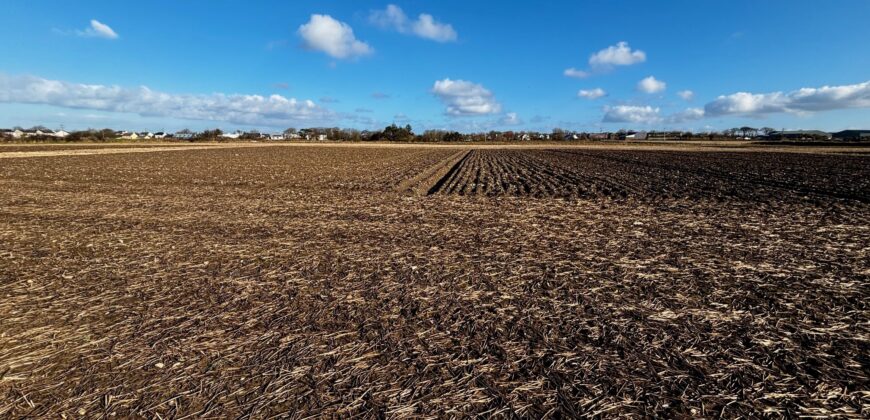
[120,132,139,140]
[53,130,70,138]
[138,132,154,139]
[220,132,241,139]
[153,132,168,139]
[283,132,301,140]
[317,134,327,141]
[625,131,647,140]
[269,133,284,140]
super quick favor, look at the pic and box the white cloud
[589,42,646,68]
[298,14,372,59]
[602,105,706,125]
[678,90,694,101]
[563,68,589,79]
[78,19,118,39]
[666,108,705,123]
[638,76,666,94]
[500,112,522,125]
[705,80,870,116]
[432,78,501,116]
[370,5,457,42]
[602,105,661,124]
[578,88,607,100]
[0,74,334,127]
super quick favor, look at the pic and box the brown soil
[0,145,867,418]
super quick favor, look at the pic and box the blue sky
[0,0,868,133]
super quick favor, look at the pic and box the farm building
[625,131,648,140]
[174,131,196,140]
[153,132,168,139]
[768,130,832,141]
[832,130,870,141]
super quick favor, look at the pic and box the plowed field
[1,144,867,418]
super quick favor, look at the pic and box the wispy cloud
[677,90,694,101]
[370,5,457,42]
[298,14,372,59]
[578,88,607,100]
[0,73,335,127]
[75,19,119,39]
[500,112,522,125]
[371,92,391,99]
[432,78,501,116]
[563,68,589,79]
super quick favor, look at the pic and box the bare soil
[0,145,867,418]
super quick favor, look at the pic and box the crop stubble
[0,145,867,418]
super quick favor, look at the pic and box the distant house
[138,132,154,139]
[21,129,52,137]
[21,128,56,137]
[269,133,284,140]
[317,134,327,141]
[10,129,24,138]
[220,132,242,139]
[54,130,70,138]
[283,132,301,140]
[120,131,139,140]
[174,131,195,140]
[153,132,168,139]
[625,131,648,140]
[768,130,832,141]
[589,133,610,140]
[520,133,531,141]
[832,130,870,141]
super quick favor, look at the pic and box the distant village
[1,125,869,142]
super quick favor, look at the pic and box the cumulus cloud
[0,73,334,127]
[705,80,870,116]
[589,42,646,68]
[578,88,607,100]
[565,41,645,78]
[298,14,372,59]
[678,90,694,101]
[432,78,502,116]
[638,76,666,94]
[666,107,705,123]
[370,5,457,42]
[78,19,118,39]
[602,105,661,124]
[563,68,589,79]
[602,105,705,125]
